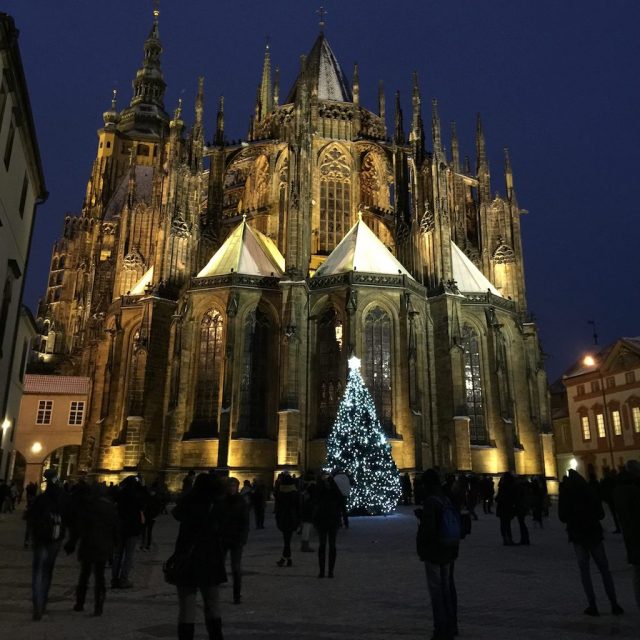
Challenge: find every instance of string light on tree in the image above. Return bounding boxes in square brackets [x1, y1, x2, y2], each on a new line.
[324, 354, 401, 515]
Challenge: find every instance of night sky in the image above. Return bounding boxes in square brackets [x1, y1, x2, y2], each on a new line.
[5, 0, 640, 381]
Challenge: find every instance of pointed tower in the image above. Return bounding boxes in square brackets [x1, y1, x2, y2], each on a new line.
[257, 41, 273, 121]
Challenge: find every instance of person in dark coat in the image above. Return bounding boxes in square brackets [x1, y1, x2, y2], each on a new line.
[600, 468, 622, 533]
[514, 477, 531, 545]
[27, 469, 70, 621]
[300, 474, 316, 552]
[172, 473, 228, 640]
[558, 469, 624, 616]
[274, 474, 300, 567]
[313, 474, 343, 578]
[23, 481, 38, 548]
[415, 469, 459, 640]
[481, 475, 495, 514]
[66, 483, 119, 615]
[613, 460, 640, 610]
[221, 477, 249, 604]
[495, 472, 517, 545]
[111, 475, 145, 589]
[401, 473, 413, 505]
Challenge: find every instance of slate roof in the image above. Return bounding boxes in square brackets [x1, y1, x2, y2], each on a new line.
[286, 34, 352, 103]
[314, 217, 413, 278]
[197, 219, 285, 278]
[24, 375, 91, 396]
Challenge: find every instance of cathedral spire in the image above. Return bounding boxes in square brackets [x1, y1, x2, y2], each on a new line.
[431, 98, 442, 154]
[450, 121, 460, 171]
[194, 76, 204, 128]
[103, 88, 120, 128]
[130, 4, 166, 110]
[258, 40, 273, 120]
[504, 147, 515, 201]
[476, 113, 491, 201]
[352, 63, 360, 106]
[378, 80, 385, 120]
[215, 95, 224, 146]
[394, 90, 405, 144]
[410, 72, 424, 161]
[273, 66, 280, 107]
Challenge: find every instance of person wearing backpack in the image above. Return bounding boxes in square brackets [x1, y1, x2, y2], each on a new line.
[415, 468, 460, 640]
[27, 469, 70, 621]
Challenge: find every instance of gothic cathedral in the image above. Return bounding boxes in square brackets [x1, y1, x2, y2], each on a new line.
[35, 12, 556, 487]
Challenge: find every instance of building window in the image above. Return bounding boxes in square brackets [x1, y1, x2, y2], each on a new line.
[68, 401, 85, 426]
[36, 400, 53, 425]
[0, 268, 14, 358]
[462, 325, 487, 444]
[126, 329, 147, 416]
[611, 410, 622, 436]
[596, 413, 606, 438]
[591, 380, 600, 393]
[192, 310, 224, 434]
[316, 308, 343, 438]
[363, 307, 393, 434]
[237, 308, 270, 437]
[18, 173, 28, 217]
[319, 146, 351, 254]
[606, 376, 615, 389]
[632, 406, 640, 433]
[581, 415, 591, 441]
[626, 371, 636, 384]
[576, 384, 585, 397]
[3, 119, 15, 170]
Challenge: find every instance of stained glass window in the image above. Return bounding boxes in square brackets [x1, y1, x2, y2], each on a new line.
[319, 147, 351, 254]
[363, 307, 393, 433]
[462, 325, 487, 444]
[192, 309, 224, 434]
[237, 308, 270, 437]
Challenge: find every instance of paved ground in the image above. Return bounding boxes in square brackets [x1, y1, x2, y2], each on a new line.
[0, 501, 638, 639]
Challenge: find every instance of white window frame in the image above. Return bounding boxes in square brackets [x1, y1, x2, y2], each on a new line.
[36, 400, 53, 425]
[68, 400, 85, 426]
[596, 413, 606, 438]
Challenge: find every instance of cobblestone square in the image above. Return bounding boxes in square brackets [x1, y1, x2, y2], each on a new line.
[0, 503, 637, 639]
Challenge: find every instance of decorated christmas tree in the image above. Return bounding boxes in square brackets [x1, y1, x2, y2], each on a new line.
[325, 355, 402, 515]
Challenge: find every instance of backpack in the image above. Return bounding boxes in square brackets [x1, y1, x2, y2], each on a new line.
[436, 497, 461, 546]
[33, 504, 63, 543]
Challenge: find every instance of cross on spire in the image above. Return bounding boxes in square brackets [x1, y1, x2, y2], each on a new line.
[316, 6, 327, 31]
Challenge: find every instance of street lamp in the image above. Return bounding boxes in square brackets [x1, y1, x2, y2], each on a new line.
[583, 355, 616, 471]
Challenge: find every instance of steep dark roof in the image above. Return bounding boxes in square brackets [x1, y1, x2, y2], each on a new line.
[286, 34, 352, 104]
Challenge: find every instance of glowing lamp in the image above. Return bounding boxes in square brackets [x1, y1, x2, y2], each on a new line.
[31, 442, 43, 454]
[583, 355, 596, 367]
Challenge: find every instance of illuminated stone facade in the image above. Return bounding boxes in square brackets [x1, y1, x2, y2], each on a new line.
[35, 13, 554, 486]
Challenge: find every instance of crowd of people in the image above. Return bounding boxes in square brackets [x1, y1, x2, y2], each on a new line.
[5, 459, 639, 639]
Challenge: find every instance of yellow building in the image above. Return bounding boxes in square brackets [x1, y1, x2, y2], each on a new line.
[35, 12, 555, 488]
[14, 375, 90, 486]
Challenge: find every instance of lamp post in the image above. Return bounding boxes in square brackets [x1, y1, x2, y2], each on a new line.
[583, 355, 616, 471]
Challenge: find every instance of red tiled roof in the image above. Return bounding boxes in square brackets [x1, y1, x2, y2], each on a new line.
[24, 375, 91, 395]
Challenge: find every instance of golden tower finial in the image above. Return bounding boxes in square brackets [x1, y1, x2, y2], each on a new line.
[111, 89, 117, 110]
[316, 6, 327, 32]
[153, 0, 160, 21]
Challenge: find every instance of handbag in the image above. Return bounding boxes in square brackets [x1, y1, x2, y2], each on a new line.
[163, 546, 194, 585]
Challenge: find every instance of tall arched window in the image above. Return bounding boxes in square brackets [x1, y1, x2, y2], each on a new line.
[319, 146, 351, 254]
[127, 329, 147, 417]
[316, 308, 343, 437]
[192, 310, 224, 434]
[462, 325, 487, 444]
[363, 307, 393, 433]
[237, 308, 270, 437]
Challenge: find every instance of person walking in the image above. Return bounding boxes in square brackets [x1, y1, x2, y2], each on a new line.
[314, 474, 343, 578]
[221, 477, 249, 604]
[111, 475, 145, 589]
[274, 474, 299, 567]
[481, 475, 495, 514]
[558, 469, 624, 617]
[613, 460, 640, 610]
[415, 468, 460, 640]
[495, 472, 516, 546]
[23, 481, 38, 548]
[172, 473, 228, 640]
[141, 481, 163, 551]
[514, 477, 531, 545]
[27, 469, 70, 621]
[66, 482, 119, 615]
